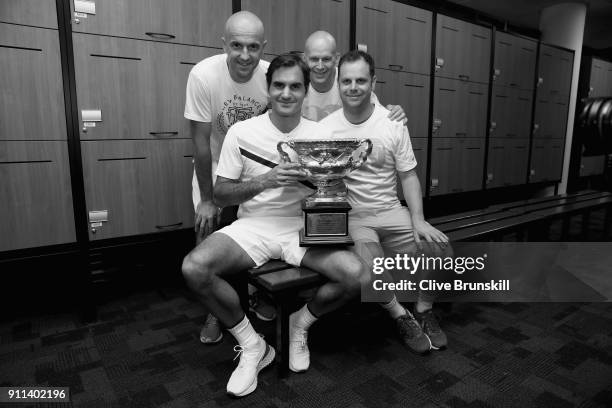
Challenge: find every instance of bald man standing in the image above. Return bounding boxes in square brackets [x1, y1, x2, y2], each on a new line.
[301, 31, 405, 123]
[184, 12, 275, 346]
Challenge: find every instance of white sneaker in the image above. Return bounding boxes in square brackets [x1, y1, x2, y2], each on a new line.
[289, 312, 310, 373]
[226, 336, 275, 397]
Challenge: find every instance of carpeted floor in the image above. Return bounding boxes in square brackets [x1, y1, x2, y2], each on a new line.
[1, 290, 611, 407]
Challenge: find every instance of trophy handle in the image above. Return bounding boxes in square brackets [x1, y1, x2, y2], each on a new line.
[277, 141, 294, 163]
[350, 138, 373, 170]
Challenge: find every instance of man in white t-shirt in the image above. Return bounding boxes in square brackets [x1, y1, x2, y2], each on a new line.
[184, 11, 275, 343]
[321, 50, 451, 354]
[301, 30, 405, 123]
[182, 54, 368, 397]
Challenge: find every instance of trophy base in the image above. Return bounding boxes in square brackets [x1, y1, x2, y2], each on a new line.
[299, 229, 354, 247]
[300, 201, 353, 247]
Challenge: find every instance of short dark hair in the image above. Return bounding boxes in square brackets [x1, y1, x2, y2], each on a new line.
[266, 53, 310, 92]
[337, 50, 375, 79]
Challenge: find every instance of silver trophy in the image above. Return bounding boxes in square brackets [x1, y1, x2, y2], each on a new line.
[277, 138, 372, 246]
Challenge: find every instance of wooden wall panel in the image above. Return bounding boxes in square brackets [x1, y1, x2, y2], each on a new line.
[356, 0, 432, 75]
[81, 139, 193, 240]
[70, 0, 231, 47]
[0, 141, 75, 251]
[0, 24, 66, 141]
[242, 0, 349, 56]
[73, 34, 216, 140]
[0, 0, 57, 28]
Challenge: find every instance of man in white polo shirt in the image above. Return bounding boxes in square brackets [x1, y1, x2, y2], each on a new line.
[321, 50, 452, 354]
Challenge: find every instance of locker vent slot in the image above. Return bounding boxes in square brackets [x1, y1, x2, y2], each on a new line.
[91, 54, 142, 61]
[405, 17, 426, 24]
[472, 34, 487, 40]
[439, 88, 456, 92]
[466, 147, 481, 150]
[442, 26, 458, 32]
[180, 61, 197, 66]
[404, 84, 424, 88]
[469, 91, 484, 95]
[499, 41, 512, 46]
[98, 157, 146, 161]
[0, 160, 52, 164]
[363, 6, 387, 14]
[521, 47, 535, 52]
[0, 45, 42, 52]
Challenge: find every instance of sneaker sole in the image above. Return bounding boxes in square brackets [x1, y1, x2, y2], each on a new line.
[227, 344, 276, 398]
[403, 334, 432, 355]
[200, 331, 223, 344]
[249, 306, 276, 322]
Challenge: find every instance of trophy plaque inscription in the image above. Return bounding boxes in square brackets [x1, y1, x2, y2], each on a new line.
[278, 138, 372, 246]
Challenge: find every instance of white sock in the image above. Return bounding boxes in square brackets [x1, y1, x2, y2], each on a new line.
[291, 304, 318, 331]
[227, 315, 259, 348]
[380, 296, 407, 319]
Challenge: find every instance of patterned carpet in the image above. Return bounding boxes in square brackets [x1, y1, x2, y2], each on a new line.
[1, 289, 611, 407]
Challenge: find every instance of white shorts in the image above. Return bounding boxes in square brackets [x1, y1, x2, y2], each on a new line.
[192, 161, 218, 210]
[215, 216, 307, 267]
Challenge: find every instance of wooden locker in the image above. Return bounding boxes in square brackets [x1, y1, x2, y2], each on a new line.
[70, 0, 231, 48]
[0, 0, 57, 28]
[242, 0, 349, 56]
[494, 33, 537, 90]
[433, 78, 488, 139]
[73, 33, 216, 140]
[80, 139, 193, 240]
[429, 137, 485, 196]
[532, 97, 554, 139]
[0, 24, 66, 141]
[489, 86, 512, 138]
[513, 36, 537, 90]
[551, 95, 569, 139]
[396, 137, 428, 200]
[556, 49, 573, 97]
[486, 138, 529, 188]
[0, 141, 75, 251]
[529, 139, 563, 183]
[435, 14, 491, 84]
[537, 45, 556, 95]
[514, 89, 533, 139]
[356, 0, 432, 75]
[589, 58, 606, 98]
[374, 69, 430, 139]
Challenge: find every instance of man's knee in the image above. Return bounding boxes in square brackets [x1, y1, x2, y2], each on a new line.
[182, 249, 216, 289]
[421, 241, 454, 258]
[338, 253, 369, 296]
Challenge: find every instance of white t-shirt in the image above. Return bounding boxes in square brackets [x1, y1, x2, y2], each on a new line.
[184, 54, 269, 188]
[320, 104, 417, 211]
[302, 76, 380, 122]
[216, 113, 333, 218]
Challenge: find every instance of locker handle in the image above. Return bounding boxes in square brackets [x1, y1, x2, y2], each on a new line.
[146, 32, 176, 40]
[389, 64, 403, 71]
[149, 131, 179, 136]
[458, 74, 470, 81]
[455, 132, 467, 137]
[155, 222, 183, 230]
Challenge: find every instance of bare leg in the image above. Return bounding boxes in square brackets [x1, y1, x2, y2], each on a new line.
[182, 233, 255, 327]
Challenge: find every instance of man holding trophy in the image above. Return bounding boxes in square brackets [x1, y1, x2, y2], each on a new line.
[320, 51, 452, 353]
[181, 54, 370, 397]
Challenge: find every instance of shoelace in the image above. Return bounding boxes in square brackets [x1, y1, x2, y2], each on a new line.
[233, 335, 265, 366]
[421, 311, 441, 334]
[399, 315, 423, 339]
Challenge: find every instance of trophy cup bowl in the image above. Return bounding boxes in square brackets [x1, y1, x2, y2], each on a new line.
[277, 138, 372, 246]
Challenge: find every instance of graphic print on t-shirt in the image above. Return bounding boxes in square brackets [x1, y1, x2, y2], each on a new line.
[216, 94, 267, 135]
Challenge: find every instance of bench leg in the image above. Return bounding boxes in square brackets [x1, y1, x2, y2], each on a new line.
[276, 297, 290, 378]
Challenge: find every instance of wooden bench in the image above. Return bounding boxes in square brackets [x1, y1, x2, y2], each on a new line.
[247, 190, 612, 377]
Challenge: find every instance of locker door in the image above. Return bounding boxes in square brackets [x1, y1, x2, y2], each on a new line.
[589, 58, 605, 97]
[466, 23, 491, 84]
[557, 49, 573, 96]
[435, 15, 468, 81]
[514, 90, 533, 139]
[552, 96, 569, 139]
[533, 98, 554, 139]
[0, 0, 57, 28]
[465, 82, 488, 139]
[0, 24, 66, 141]
[243, 0, 349, 56]
[529, 139, 563, 183]
[486, 138, 528, 188]
[537, 45, 556, 95]
[432, 78, 466, 138]
[0, 141, 75, 251]
[493, 32, 514, 87]
[430, 138, 485, 195]
[392, 2, 432, 75]
[375, 70, 430, 139]
[396, 138, 428, 199]
[489, 86, 512, 138]
[356, 0, 394, 69]
[70, 0, 231, 47]
[514, 36, 537, 90]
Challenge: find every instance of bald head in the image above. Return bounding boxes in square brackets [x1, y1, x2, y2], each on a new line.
[304, 31, 337, 55]
[222, 11, 266, 83]
[224, 11, 265, 41]
[303, 31, 338, 92]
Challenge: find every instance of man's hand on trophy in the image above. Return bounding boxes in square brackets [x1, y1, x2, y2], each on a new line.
[262, 162, 307, 188]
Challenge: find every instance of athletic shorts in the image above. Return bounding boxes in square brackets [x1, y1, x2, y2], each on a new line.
[349, 206, 415, 253]
[215, 216, 307, 267]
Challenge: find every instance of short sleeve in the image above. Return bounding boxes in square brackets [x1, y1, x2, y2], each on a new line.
[216, 126, 243, 180]
[184, 70, 212, 122]
[393, 124, 417, 172]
